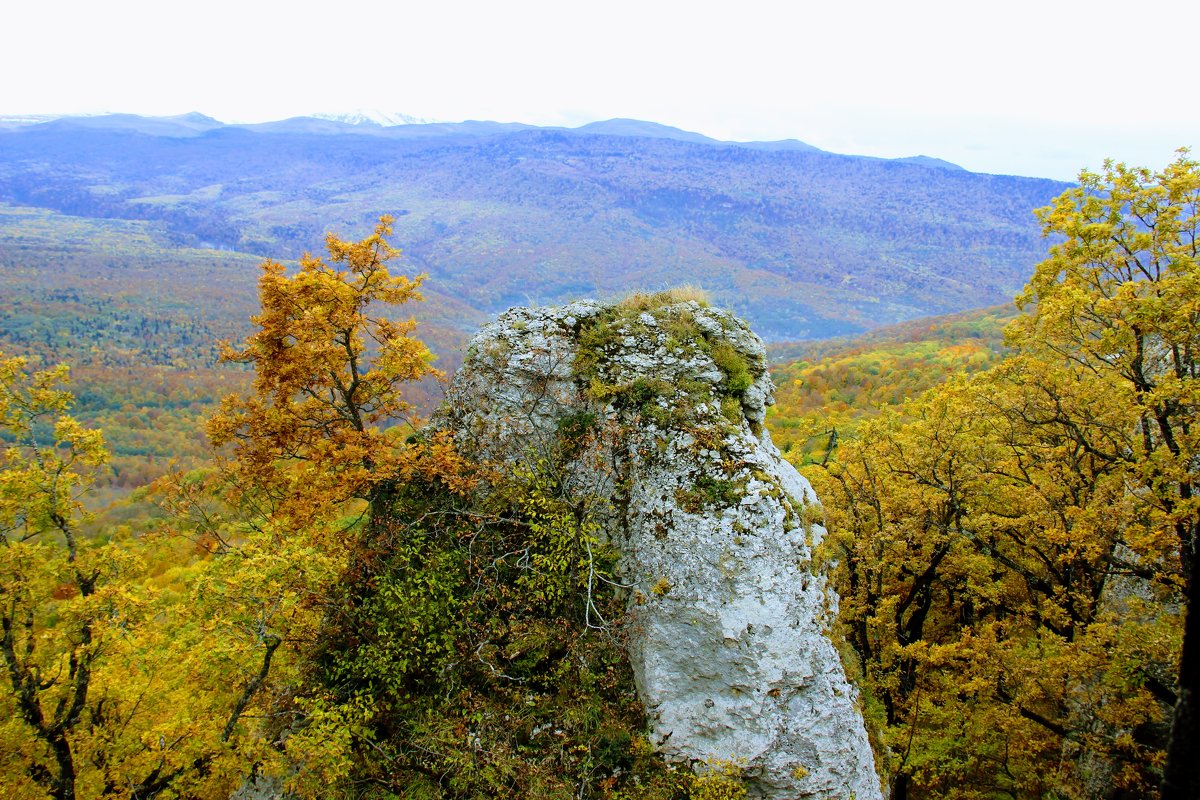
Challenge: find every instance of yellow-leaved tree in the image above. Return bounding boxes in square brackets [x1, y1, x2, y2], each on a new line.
[1012, 150, 1199, 799]
[1, 355, 112, 800]
[156, 216, 464, 794]
[0, 356, 222, 799]
[808, 151, 1198, 799]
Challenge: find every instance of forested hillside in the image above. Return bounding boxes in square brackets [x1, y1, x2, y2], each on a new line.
[0, 113, 1069, 340]
[0, 113, 1068, 498]
[766, 304, 1015, 459]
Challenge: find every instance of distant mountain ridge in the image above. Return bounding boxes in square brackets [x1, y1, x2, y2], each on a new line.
[1, 111, 837, 154]
[0, 111, 1067, 341]
[0, 110, 957, 165]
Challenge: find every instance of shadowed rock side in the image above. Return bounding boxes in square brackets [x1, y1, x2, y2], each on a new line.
[436, 298, 882, 799]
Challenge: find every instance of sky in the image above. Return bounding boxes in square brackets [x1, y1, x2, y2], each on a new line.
[2, 0, 1196, 180]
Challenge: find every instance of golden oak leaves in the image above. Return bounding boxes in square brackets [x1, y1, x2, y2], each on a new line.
[1, 354, 221, 800]
[0, 357, 108, 538]
[805, 153, 1200, 798]
[813, 363, 1178, 797]
[1013, 152, 1200, 799]
[141, 220, 475, 798]
[1011, 151, 1200, 571]
[208, 217, 438, 523]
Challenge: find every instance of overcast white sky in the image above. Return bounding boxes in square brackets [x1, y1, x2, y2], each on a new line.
[3, 0, 1195, 180]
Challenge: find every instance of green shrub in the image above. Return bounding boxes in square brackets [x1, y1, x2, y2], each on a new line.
[710, 343, 753, 396]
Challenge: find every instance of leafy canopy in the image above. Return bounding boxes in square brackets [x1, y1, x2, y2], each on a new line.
[802, 150, 1200, 799]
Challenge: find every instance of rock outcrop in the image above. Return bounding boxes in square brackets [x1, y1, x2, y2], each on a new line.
[437, 296, 882, 799]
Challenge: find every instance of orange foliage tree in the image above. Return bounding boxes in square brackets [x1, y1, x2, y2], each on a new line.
[148, 218, 455, 796]
[206, 215, 437, 524]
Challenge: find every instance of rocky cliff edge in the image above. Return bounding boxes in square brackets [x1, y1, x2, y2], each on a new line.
[436, 296, 882, 799]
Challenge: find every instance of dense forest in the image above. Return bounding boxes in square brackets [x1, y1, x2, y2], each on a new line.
[766, 304, 1015, 461]
[1, 145, 1196, 800]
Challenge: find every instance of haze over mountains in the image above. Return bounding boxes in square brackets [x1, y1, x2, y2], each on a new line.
[0, 111, 1070, 342]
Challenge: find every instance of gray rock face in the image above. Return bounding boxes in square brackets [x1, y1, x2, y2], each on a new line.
[439, 298, 882, 800]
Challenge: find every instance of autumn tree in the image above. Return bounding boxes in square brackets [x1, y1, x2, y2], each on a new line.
[147, 217, 465, 794]
[807, 152, 1198, 798]
[0, 356, 237, 799]
[1010, 150, 1200, 799]
[0, 354, 112, 800]
[206, 214, 437, 525]
[815, 360, 1176, 797]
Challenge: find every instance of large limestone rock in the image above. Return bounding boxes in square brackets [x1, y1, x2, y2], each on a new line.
[438, 297, 882, 800]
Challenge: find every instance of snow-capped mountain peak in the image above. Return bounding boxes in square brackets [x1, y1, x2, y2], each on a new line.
[311, 110, 434, 127]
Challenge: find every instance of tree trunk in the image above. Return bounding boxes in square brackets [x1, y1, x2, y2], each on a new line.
[49, 731, 76, 800]
[1161, 540, 1199, 799]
